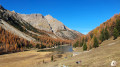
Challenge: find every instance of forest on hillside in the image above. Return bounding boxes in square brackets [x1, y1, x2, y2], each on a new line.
[0, 26, 71, 54]
[0, 26, 32, 54]
[73, 13, 120, 51]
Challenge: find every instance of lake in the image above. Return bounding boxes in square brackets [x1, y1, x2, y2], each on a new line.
[37, 45, 73, 54]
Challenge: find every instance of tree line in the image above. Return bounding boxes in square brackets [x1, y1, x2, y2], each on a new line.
[0, 26, 34, 54]
[73, 13, 120, 51]
[35, 35, 71, 49]
[0, 26, 71, 54]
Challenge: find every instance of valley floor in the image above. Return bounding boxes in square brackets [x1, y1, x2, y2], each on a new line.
[0, 50, 53, 67]
[0, 37, 120, 67]
[37, 37, 120, 67]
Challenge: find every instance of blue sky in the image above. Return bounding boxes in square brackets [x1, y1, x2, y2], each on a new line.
[0, 0, 120, 34]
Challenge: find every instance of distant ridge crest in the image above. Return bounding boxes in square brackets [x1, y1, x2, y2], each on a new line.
[0, 5, 5, 10]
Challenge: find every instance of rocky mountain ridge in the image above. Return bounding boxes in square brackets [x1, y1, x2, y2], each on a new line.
[19, 13, 83, 40]
[0, 5, 83, 41]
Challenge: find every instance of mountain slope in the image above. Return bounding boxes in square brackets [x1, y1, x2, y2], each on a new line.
[0, 5, 83, 54]
[0, 5, 35, 41]
[73, 13, 120, 50]
[0, 5, 59, 41]
[45, 15, 83, 40]
[41, 37, 120, 67]
[0, 20, 35, 41]
[19, 14, 52, 32]
[45, 15, 66, 33]
[18, 14, 83, 40]
[0, 5, 73, 54]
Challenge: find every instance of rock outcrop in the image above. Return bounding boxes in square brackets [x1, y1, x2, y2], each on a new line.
[45, 15, 67, 33]
[19, 14, 52, 32]
[45, 15, 83, 40]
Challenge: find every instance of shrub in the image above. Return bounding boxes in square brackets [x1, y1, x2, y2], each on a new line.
[116, 19, 120, 35]
[73, 40, 79, 48]
[51, 55, 54, 61]
[113, 28, 119, 40]
[26, 44, 33, 49]
[83, 42, 87, 51]
[36, 44, 40, 49]
[93, 36, 99, 48]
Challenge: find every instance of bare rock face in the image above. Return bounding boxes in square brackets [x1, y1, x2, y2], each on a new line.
[45, 15, 82, 40]
[45, 15, 67, 33]
[0, 6, 36, 41]
[19, 14, 52, 32]
[55, 30, 78, 40]
[4, 7, 82, 40]
[19, 14, 82, 40]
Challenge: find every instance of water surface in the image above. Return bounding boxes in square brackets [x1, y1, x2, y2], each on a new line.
[37, 45, 73, 54]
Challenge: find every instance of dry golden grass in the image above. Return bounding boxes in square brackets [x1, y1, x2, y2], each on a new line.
[0, 37, 120, 67]
[0, 50, 53, 67]
[38, 37, 120, 67]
